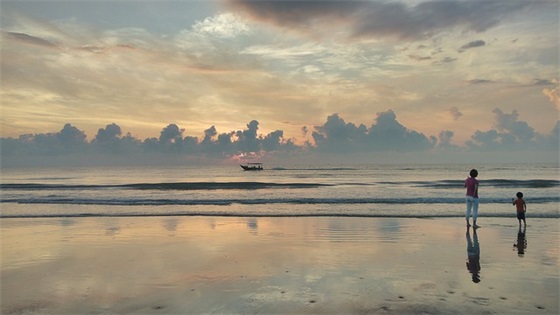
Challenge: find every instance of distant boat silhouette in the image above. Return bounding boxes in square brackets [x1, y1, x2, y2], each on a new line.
[240, 163, 263, 171]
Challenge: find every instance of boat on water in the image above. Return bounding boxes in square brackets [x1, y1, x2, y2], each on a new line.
[240, 163, 263, 171]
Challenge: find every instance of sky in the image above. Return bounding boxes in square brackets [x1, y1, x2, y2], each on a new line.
[0, 0, 558, 166]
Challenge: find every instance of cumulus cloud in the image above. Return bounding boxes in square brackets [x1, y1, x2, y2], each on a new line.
[92, 123, 141, 154]
[235, 120, 260, 153]
[1, 109, 557, 166]
[225, 0, 539, 41]
[57, 124, 87, 148]
[202, 126, 218, 144]
[159, 124, 184, 145]
[466, 108, 556, 150]
[262, 130, 284, 151]
[1, 123, 87, 156]
[311, 110, 434, 152]
[493, 108, 535, 142]
[438, 130, 455, 147]
[200, 126, 230, 154]
[368, 110, 434, 151]
[94, 123, 122, 142]
[312, 114, 367, 151]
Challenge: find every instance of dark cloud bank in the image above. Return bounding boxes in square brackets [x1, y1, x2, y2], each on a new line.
[1, 109, 557, 167]
[225, 0, 548, 41]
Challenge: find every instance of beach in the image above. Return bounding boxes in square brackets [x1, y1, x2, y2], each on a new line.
[1, 216, 558, 314]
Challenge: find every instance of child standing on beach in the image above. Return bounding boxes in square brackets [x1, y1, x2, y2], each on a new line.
[465, 169, 479, 228]
[512, 192, 527, 228]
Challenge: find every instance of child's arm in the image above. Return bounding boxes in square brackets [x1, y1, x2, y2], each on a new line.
[523, 201, 527, 212]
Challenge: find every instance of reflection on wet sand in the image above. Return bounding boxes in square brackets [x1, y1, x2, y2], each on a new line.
[1, 217, 558, 315]
[514, 227, 527, 257]
[466, 227, 481, 283]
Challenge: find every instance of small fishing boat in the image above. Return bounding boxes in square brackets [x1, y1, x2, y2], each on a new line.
[240, 162, 263, 171]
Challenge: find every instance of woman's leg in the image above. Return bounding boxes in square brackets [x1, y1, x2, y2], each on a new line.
[472, 198, 479, 227]
[466, 196, 473, 226]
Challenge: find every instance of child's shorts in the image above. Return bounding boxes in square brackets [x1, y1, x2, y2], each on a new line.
[517, 211, 526, 220]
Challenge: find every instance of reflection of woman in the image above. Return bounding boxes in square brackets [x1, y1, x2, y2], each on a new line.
[514, 227, 527, 256]
[466, 227, 481, 283]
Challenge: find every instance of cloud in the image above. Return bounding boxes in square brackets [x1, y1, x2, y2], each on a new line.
[434, 56, 457, 65]
[94, 123, 122, 142]
[202, 126, 218, 143]
[57, 123, 87, 148]
[159, 124, 185, 144]
[1, 123, 87, 156]
[368, 110, 434, 151]
[467, 79, 493, 85]
[311, 114, 367, 151]
[235, 120, 261, 153]
[448, 107, 463, 120]
[225, 0, 538, 41]
[492, 108, 535, 142]
[542, 80, 560, 110]
[438, 130, 455, 147]
[92, 123, 141, 154]
[262, 130, 284, 151]
[408, 54, 431, 61]
[192, 13, 250, 38]
[458, 39, 486, 52]
[466, 108, 556, 150]
[3, 31, 57, 47]
[533, 79, 554, 86]
[1, 108, 558, 166]
[311, 110, 434, 152]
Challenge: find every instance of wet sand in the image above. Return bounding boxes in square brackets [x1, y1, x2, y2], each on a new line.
[1, 216, 558, 314]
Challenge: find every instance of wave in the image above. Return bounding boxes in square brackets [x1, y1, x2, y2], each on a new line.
[2, 212, 558, 219]
[2, 178, 557, 191]
[270, 167, 358, 171]
[3, 196, 558, 206]
[380, 179, 560, 189]
[0, 182, 330, 191]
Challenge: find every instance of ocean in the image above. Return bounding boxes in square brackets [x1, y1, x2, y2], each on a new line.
[1, 163, 558, 218]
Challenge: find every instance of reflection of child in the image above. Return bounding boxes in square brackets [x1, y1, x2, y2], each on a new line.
[513, 228, 527, 256]
[512, 192, 527, 228]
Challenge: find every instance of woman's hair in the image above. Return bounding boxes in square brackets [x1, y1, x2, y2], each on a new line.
[516, 192, 523, 198]
[469, 169, 478, 178]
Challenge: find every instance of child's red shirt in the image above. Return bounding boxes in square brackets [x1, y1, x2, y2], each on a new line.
[513, 198, 526, 212]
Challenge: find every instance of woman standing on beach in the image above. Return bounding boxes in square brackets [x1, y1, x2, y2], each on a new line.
[465, 169, 479, 228]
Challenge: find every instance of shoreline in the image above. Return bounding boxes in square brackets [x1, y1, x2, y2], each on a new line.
[2, 202, 559, 219]
[2, 216, 558, 314]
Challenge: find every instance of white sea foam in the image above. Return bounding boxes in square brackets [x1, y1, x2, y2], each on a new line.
[1, 163, 558, 218]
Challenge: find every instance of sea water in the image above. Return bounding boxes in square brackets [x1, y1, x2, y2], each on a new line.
[1, 163, 558, 218]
